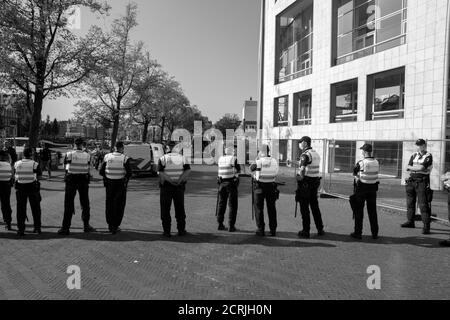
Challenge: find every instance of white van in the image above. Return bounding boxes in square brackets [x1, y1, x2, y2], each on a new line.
[124, 143, 165, 176]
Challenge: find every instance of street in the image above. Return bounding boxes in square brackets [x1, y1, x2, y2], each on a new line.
[0, 165, 449, 300]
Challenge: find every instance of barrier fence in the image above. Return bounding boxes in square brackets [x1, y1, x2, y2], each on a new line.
[272, 138, 450, 223]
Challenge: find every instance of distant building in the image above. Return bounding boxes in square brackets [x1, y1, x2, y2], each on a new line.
[242, 98, 258, 133]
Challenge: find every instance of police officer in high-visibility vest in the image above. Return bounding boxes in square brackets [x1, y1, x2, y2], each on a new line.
[402, 139, 433, 234]
[100, 141, 132, 234]
[216, 147, 241, 232]
[250, 144, 279, 237]
[14, 148, 42, 237]
[296, 136, 324, 239]
[0, 150, 13, 231]
[350, 144, 380, 240]
[158, 145, 191, 237]
[58, 138, 96, 235]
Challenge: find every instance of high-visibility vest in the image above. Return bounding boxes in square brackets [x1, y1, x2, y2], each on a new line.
[0, 161, 12, 182]
[302, 149, 321, 178]
[218, 155, 237, 179]
[254, 157, 278, 183]
[105, 152, 128, 180]
[160, 153, 185, 181]
[14, 159, 37, 184]
[411, 152, 433, 176]
[358, 158, 380, 184]
[66, 150, 90, 174]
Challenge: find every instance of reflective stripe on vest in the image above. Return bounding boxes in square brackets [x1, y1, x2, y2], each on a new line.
[14, 160, 36, 184]
[304, 150, 321, 178]
[255, 157, 278, 183]
[105, 153, 127, 180]
[67, 150, 90, 174]
[359, 158, 379, 184]
[0, 161, 12, 181]
[162, 154, 184, 180]
[412, 152, 432, 176]
[218, 155, 236, 179]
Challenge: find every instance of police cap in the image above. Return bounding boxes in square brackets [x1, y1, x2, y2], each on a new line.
[299, 136, 312, 146]
[415, 139, 426, 146]
[360, 143, 373, 153]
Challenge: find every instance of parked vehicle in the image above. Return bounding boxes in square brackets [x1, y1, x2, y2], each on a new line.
[124, 143, 165, 176]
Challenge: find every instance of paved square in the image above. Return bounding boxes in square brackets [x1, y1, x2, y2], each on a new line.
[0, 165, 449, 299]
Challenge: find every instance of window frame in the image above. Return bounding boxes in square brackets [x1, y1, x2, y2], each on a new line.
[274, 95, 289, 127]
[330, 78, 359, 123]
[293, 89, 313, 126]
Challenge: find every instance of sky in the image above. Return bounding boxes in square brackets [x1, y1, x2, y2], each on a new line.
[42, 0, 262, 123]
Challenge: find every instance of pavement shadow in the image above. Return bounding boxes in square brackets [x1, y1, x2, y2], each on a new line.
[319, 232, 449, 249]
[0, 229, 336, 248]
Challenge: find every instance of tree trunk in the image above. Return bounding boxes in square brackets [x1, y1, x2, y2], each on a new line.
[160, 116, 165, 143]
[110, 113, 120, 152]
[28, 89, 44, 148]
[142, 119, 150, 143]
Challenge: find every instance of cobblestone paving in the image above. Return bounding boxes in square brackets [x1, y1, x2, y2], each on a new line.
[0, 165, 449, 300]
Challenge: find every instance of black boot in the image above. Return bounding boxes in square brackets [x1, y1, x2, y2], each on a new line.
[84, 224, 97, 233]
[218, 223, 226, 231]
[401, 221, 415, 228]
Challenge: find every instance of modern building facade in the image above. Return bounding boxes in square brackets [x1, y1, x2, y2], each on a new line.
[258, 0, 450, 189]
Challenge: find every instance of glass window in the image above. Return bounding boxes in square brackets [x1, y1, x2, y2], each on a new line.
[333, 0, 407, 65]
[274, 96, 289, 127]
[371, 141, 403, 177]
[331, 79, 358, 123]
[276, 0, 314, 83]
[367, 67, 405, 120]
[293, 90, 312, 126]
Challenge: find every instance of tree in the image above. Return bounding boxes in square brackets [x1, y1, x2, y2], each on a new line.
[77, 3, 160, 150]
[0, 0, 110, 147]
[51, 118, 60, 140]
[214, 114, 242, 136]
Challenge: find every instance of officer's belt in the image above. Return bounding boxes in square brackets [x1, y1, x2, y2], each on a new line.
[219, 177, 236, 183]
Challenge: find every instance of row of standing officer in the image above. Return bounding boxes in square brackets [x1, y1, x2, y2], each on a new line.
[215, 136, 325, 238]
[215, 137, 448, 244]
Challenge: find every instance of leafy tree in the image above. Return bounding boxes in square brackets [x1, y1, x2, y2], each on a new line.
[76, 3, 160, 150]
[0, 0, 110, 147]
[214, 114, 242, 136]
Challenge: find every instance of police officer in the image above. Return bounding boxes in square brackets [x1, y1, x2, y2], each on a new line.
[349, 144, 380, 240]
[250, 144, 279, 237]
[58, 138, 96, 235]
[296, 136, 324, 239]
[4, 141, 17, 164]
[216, 147, 241, 232]
[158, 145, 191, 237]
[402, 139, 433, 234]
[14, 148, 42, 236]
[100, 141, 132, 234]
[0, 150, 13, 231]
[439, 171, 450, 247]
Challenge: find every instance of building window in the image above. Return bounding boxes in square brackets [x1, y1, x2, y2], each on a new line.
[293, 90, 312, 126]
[367, 67, 404, 120]
[274, 96, 289, 127]
[276, 0, 313, 84]
[332, 0, 407, 66]
[331, 79, 358, 123]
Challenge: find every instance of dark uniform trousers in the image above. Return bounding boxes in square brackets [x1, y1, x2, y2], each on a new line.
[16, 183, 41, 232]
[406, 176, 431, 227]
[0, 181, 12, 225]
[105, 179, 127, 229]
[217, 179, 238, 227]
[350, 183, 379, 236]
[296, 177, 324, 233]
[62, 175, 90, 229]
[447, 191, 450, 222]
[253, 182, 277, 232]
[160, 182, 186, 233]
